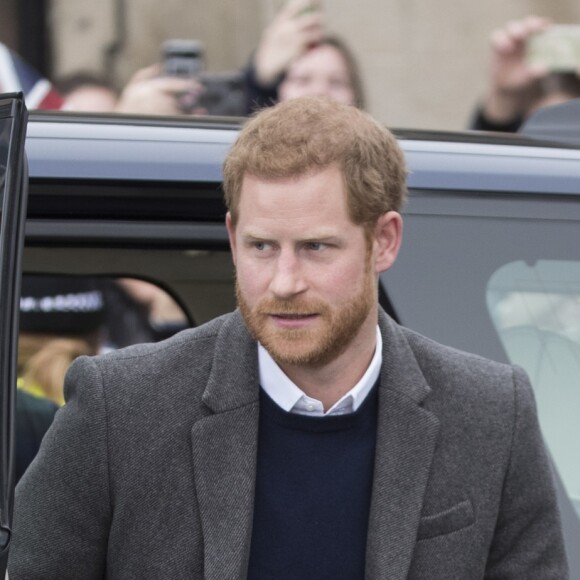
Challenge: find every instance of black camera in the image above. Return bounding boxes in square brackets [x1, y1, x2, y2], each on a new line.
[161, 39, 245, 116]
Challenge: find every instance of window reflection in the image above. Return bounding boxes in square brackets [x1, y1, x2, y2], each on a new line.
[487, 260, 580, 517]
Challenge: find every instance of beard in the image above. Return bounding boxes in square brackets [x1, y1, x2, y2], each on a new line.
[237, 265, 376, 369]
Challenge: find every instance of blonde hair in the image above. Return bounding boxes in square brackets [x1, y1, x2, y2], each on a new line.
[223, 96, 407, 232]
[18, 333, 100, 405]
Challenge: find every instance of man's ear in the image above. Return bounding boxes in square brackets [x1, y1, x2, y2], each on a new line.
[225, 212, 237, 265]
[373, 211, 403, 274]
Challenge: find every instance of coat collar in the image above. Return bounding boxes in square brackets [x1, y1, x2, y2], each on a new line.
[201, 309, 261, 413]
[193, 308, 440, 580]
[377, 309, 433, 404]
[191, 312, 260, 579]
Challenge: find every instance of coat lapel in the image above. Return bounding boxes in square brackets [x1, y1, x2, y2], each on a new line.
[190, 311, 260, 580]
[366, 312, 440, 580]
[190, 310, 440, 579]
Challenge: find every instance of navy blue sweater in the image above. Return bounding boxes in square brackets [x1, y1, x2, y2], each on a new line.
[247, 384, 379, 580]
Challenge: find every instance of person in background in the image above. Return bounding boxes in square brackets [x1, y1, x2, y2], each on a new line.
[102, 278, 189, 348]
[471, 15, 580, 132]
[55, 72, 119, 112]
[15, 390, 58, 483]
[18, 275, 107, 406]
[115, 63, 208, 116]
[51, 65, 206, 116]
[244, 0, 365, 112]
[115, 61, 247, 117]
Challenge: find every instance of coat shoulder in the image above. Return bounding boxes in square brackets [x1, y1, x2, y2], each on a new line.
[397, 324, 530, 418]
[97, 311, 231, 364]
[401, 325, 517, 385]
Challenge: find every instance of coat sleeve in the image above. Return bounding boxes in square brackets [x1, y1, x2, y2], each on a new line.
[8, 356, 111, 579]
[485, 366, 569, 579]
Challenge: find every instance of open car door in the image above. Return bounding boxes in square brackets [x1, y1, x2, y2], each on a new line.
[0, 93, 29, 575]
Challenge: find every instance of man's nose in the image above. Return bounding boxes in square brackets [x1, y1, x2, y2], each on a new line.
[269, 251, 307, 299]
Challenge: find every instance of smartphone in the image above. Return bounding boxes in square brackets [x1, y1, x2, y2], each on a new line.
[162, 39, 205, 78]
[526, 25, 580, 72]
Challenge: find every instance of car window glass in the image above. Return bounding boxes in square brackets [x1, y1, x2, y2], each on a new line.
[487, 260, 580, 518]
[102, 277, 190, 351]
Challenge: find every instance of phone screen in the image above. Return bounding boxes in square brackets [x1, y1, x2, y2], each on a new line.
[526, 25, 580, 72]
[162, 39, 204, 78]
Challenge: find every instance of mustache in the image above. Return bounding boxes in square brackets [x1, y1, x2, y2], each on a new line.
[255, 298, 329, 316]
[234, 280, 329, 316]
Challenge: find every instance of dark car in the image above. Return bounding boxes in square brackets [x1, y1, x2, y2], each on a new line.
[1, 93, 579, 574]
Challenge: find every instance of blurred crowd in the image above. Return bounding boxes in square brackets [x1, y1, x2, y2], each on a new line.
[4, 0, 580, 481]
[471, 15, 580, 132]
[3, 2, 580, 131]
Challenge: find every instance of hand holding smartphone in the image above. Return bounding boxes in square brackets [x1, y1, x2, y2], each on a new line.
[161, 39, 246, 115]
[161, 39, 206, 113]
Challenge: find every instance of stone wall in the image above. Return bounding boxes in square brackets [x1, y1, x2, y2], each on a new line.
[48, 0, 580, 129]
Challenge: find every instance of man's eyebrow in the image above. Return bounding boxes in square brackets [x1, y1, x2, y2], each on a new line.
[241, 231, 342, 243]
[302, 235, 342, 243]
[240, 231, 272, 241]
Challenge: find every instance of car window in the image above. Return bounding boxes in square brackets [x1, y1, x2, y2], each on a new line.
[18, 275, 190, 390]
[101, 277, 190, 350]
[487, 260, 580, 518]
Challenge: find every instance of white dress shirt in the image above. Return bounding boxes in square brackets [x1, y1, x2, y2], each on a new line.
[258, 326, 382, 417]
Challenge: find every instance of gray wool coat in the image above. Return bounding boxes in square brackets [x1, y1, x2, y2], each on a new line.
[9, 309, 568, 579]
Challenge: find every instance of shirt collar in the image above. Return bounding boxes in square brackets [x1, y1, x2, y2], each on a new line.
[258, 326, 382, 416]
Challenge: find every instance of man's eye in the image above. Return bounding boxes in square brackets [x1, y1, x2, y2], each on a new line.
[306, 242, 323, 251]
[254, 241, 269, 251]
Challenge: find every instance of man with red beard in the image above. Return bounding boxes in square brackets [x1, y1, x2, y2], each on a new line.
[10, 97, 568, 579]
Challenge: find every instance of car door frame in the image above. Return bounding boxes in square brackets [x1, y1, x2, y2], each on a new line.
[0, 92, 29, 574]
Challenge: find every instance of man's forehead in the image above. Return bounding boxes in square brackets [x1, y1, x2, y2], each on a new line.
[232, 168, 359, 239]
[240, 224, 344, 240]
[233, 170, 364, 241]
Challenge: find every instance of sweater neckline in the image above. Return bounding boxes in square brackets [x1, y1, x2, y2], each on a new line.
[258, 380, 379, 433]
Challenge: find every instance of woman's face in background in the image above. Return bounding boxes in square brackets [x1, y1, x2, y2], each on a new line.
[278, 43, 356, 106]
